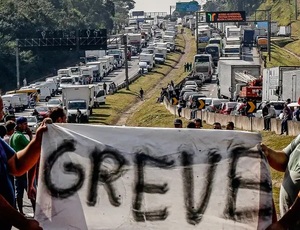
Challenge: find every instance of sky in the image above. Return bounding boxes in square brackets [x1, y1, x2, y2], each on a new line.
[132, 0, 205, 14]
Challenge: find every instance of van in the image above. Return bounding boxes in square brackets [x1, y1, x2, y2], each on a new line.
[1, 94, 23, 112]
[10, 93, 28, 110]
[6, 88, 40, 102]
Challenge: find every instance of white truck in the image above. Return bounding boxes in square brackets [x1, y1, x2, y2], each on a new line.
[57, 69, 69, 78]
[106, 49, 125, 68]
[85, 50, 106, 60]
[35, 85, 52, 102]
[86, 61, 105, 81]
[277, 26, 291, 37]
[262, 66, 300, 101]
[218, 59, 261, 100]
[127, 33, 142, 48]
[67, 66, 80, 76]
[139, 53, 154, 71]
[90, 84, 106, 107]
[80, 66, 94, 84]
[40, 81, 58, 97]
[193, 54, 214, 83]
[2, 94, 23, 112]
[98, 57, 112, 73]
[62, 85, 92, 123]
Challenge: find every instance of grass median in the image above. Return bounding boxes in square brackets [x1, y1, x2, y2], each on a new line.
[89, 33, 185, 125]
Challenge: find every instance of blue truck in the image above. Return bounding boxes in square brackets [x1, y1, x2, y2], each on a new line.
[242, 30, 255, 47]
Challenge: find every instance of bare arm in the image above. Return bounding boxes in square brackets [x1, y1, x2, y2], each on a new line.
[8, 120, 49, 176]
[261, 144, 288, 172]
[0, 194, 32, 229]
[267, 191, 300, 230]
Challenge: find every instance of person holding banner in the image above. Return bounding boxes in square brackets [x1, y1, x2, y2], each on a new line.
[262, 135, 300, 230]
[49, 107, 66, 123]
[0, 97, 45, 230]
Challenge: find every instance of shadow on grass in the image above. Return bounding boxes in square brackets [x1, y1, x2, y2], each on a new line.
[116, 90, 139, 97]
[151, 70, 166, 76]
[167, 57, 178, 62]
[89, 120, 110, 125]
[272, 39, 294, 48]
[163, 63, 176, 68]
[91, 113, 110, 118]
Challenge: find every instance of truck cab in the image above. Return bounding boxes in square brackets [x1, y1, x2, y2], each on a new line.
[193, 54, 214, 83]
[223, 45, 241, 58]
[205, 44, 221, 67]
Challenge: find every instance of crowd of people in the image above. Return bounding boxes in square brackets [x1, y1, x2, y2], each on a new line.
[263, 98, 300, 135]
[173, 118, 234, 131]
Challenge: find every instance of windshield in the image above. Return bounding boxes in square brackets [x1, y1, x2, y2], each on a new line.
[86, 56, 97, 62]
[155, 54, 164, 58]
[225, 48, 240, 53]
[70, 68, 79, 74]
[36, 107, 49, 112]
[61, 78, 73, 84]
[210, 40, 220, 45]
[194, 56, 209, 63]
[205, 47, 218, 54]
[26, 116, 37, 122]
[48, 99, 60, 105]
[272, 103, 284, 110]
[68, 101, 87, 110]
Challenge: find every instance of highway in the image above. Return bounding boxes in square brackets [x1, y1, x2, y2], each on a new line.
[14, 57, 140, 118]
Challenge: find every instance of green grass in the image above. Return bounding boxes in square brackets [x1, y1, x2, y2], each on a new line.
[88, 33, 185, 125]
[254, 0, 295, 26]
[126, 31, 196, 127]
[265, 43, 300, 67]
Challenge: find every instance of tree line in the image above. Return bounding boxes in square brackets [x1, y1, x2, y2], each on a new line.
[0, 0, 135, 93]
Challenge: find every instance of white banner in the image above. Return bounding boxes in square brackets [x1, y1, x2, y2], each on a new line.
[36, 124, 273, 230]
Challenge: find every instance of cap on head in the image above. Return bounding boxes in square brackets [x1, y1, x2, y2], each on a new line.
[16, 116, 27, 125]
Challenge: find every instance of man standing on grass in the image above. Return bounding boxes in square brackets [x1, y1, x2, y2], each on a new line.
[139, 88, 144, 101]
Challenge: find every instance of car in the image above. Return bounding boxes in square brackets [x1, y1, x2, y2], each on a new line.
[34, 106, 51, 121]
[186, 94, 206, 109]
[182, 85, 198, 92]
[24, 116, 39, 133]
[255, 101, 285, 118]
[230, 102, 247, 116]
[46, 98, 63, 109]
[219, 102, 238, 115]
[206, 98, 229, 112]
[184, 80, 198, 88]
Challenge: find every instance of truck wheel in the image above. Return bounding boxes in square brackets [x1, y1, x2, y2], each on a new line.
[45, 97, 50, 102]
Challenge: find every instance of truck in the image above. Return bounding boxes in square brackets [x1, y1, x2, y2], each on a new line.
[262, 66, 300, 101]
[139, 53, 154, 71]
[85, 50, 106, 60]
[205, 44, 221, 66]
[218, 59, 261, 100]
[35, 85, 52, 102]
[193, 54, 214, 83]
[1, 94, 23, 112]
[277, 26, 291, 36]
[106, 49, 125, 68]
[86, 61, 105, 81]
[127, 33, 142, 52]
[257, 37, 268, 52]
[62, 85, 92, 123]
[242, 30, 254, 47]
